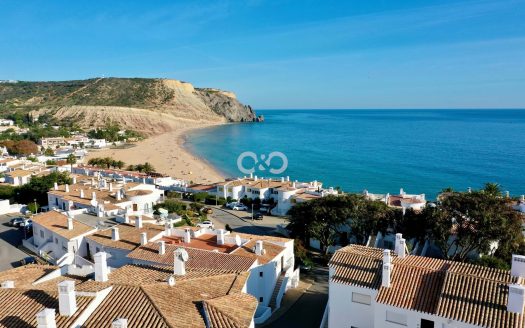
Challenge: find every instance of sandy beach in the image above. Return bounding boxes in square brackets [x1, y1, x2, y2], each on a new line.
[85, 121, 226, 184]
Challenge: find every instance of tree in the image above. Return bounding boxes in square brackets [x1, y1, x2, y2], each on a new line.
[142, 162, 155, 173]
[423, 187, 522, 262]
[483, 182, 502, 197]
[0, 139, 38, 156]
[66, 153, 77, 171]
[15, 172, 72, 206]
[116, 160, 125, 169]
[44, 147, 54, 156]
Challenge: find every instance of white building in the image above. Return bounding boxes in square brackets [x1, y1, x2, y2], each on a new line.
[364, 188, 427, 214]
[29, 211, 97, 266]
[0, 119, 14, 126]
[324, 237, 525, 328]
[3, 169, 34, 186]
[47, 178, 164, 217]
[127, 226, 299, 323]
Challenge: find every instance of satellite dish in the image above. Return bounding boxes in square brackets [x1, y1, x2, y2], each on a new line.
[175, 248, 189, 262]
[167, 275, 176, 286]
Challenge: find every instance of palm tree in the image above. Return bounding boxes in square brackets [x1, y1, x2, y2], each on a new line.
[66, 153, 77, 172]
[116, 160, 125, 169]
[142, 162, 155, 174]
[483, 182, 502, 197]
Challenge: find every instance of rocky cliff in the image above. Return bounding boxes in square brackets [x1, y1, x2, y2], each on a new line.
[0, 77, 258, 135]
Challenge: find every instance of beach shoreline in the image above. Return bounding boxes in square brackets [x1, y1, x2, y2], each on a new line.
[85, 122, 227, 184]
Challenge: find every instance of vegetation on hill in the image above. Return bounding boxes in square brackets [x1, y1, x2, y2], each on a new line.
[0, 139, 39, 155]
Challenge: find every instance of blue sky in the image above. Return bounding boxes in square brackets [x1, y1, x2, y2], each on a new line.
[1, 0, 524, 108]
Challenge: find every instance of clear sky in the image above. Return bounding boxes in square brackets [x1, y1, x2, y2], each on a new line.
[1, 0, 524, 109]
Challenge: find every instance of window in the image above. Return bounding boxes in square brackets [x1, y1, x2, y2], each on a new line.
[351, 292, 371, 305]
[386, 311, 407, 326]
[259, 272, 263, 277]
[55, 238, 58, 244]
[259, 297, 263, 302]
[421, 319, 434, 328]
[40, 230, 44, 239]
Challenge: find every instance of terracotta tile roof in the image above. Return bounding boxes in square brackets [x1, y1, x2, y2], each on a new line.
[5, 169, 34, 177]
[330, 244, 525, 328]
[127, 243, 256, 272]
[233, 232, 292, 244]
[162, 233, 238, 253]
[203, 293, 258, 328]
[32, 211, 96, 240]
[85, 223, 164, 251]
[231, 239, 285, 265]
[0, 288, 93, 328]
[83, 285, 170, 328]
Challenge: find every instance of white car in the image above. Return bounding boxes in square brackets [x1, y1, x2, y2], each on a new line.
[232, 204, 248, 211]
[197, 220, 214, 229]
[226, 202, 238, 209]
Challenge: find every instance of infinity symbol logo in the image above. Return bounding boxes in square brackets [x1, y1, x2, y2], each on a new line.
[237, 151, 288, 175]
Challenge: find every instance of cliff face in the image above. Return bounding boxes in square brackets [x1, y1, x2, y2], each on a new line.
[0, 78, 257, 134]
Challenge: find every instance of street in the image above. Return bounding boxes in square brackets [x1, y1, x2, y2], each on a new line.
[208, 206, 289, 236]
[0, 214, 30, 270]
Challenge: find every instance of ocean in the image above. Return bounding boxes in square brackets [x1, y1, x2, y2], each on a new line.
[185, 110, 525, 199]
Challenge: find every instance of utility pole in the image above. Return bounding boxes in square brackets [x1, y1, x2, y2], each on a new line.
[251, 203, 254, 221]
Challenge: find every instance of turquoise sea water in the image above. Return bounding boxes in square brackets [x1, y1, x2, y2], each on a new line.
[185, 110, 525, 199]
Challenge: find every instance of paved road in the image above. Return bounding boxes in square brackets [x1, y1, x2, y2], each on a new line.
[209, 206, 289, 236]
[265, 265, 329, 328]
[0, 214, 30, 270]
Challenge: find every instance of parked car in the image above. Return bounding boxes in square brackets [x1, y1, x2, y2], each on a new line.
[232, 204, 248, 211]
[19, 219, 32, 227]
[19, 256, 37, 266]
[197, 220, 214, 229]
[201, 207, 213, 214]
[253, 212, 264, 220]
[226, 202, 238, 209]
[9, 217, 26, 227]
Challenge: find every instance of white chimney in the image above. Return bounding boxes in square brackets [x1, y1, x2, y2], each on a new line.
[140, 232, 147, 245]
[158, 240, 166, 255]
[124, 213, 130, 224]
[72, 176, 77, 184]
[511, 255, 525, 278]
[385, 193, 390, 205]
[94, 252, 109, 282]
[54, 182, 58, 190]
[255, 240, 264, 255]
[382, 250, 392, 288]
[399, 188, 405, 196]
[111, 227, 119, 241]
[286, 176, 290, 181]
[250, 172, 253, 179]
[292, 182, 296, 188]
[142, 177, 146, 184]
[58, 280, 77, 316]
[109, 183, 113, 192]
[136, 216, 143, 229]
[80, 189, 84, 198]
[36, 308, 56, 328]
[394, 233, 406, 258]
[116, 189, 122, 201]
[173, 248, 188, 276]
[91, 191, 96, 201]
[1, 281, 14, 288]
[217, 229, 225, 245]
[91, 178, 95, 186]
[281, 177, 284, 182]
[112, 318, 128, 328]
[67, 216, 74, 231]
[184, 228, 191, 243]
[508, 284, 525, 314]
[254, 175, 258, 181]
[468, 187, 472, 193]
[506, 191, 510, 198]
[65, 184, 70, 193]
[235, 234, 242, 246]
[521, 195, 525, 202]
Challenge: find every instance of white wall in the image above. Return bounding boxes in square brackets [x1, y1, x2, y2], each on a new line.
[328, 283, 377, 328]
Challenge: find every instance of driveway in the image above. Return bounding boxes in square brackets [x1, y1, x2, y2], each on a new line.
[0, 214, 30, 270]
[209, 206, 289, 236]
[264, 265, 329, 328]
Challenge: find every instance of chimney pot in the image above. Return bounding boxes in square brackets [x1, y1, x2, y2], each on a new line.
[58, 280, 77, 316]
[1, 280, 14, 288]
[111, 227, 119, 241]
[158, 240, 166, 255]
[140, 232, 148, 245]
[72, 176, 77, 184]
[173, 248, 188, 276]
[94, 252, 109, 282]
[112, 318, 128, 328]
[255, 240, 264, 256]
[54, 182, 58, 190]
[65, 184, 69, 193]
[511, 255, 525, 278]
[67, 216, 74, 231]
[184, 228, 191, 243]
[508, 284, 525, 314]
[382, 249, 392, 288]
[217, 229, 225, 245]
[109, 183, 113, 192]
[36, 308, 56, 328]
[80, 189, 84, 199]
[91, 191, 97, 201]
[136, 216, 143, 229]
